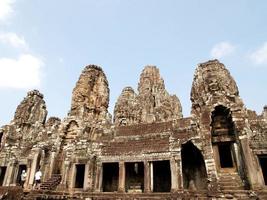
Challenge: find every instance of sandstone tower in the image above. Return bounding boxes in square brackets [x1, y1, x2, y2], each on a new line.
[0, 60, 266, 199]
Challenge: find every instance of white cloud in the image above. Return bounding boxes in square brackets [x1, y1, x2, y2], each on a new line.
[0, 54, 43, 89]
[211, 42, 236, 59]
[250, 42, 267, 65]
[0, 0, 15, 22]
[0, 32, 28, 49]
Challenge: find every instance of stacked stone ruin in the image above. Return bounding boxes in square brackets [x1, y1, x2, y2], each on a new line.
[0, 59, 267, 199]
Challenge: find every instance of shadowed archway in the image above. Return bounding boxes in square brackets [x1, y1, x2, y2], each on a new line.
[181, 141, 208, 190]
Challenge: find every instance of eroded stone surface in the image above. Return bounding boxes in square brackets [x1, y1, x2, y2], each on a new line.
[13, 90, 47, 126]
[70, 65, 110, 123]
[0, 61, 267, 200]
[191, 60, 239, 109]
[114, 66, 182, 126]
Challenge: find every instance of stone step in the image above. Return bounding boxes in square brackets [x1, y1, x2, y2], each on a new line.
[39, 174, 62, 191]
[219, 181, 243, 185]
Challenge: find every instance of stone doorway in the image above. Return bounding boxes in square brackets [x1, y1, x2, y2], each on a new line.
[125, 162, 144, 193]
[0, 166, 6, 186]
[258, 155, 267, 185]
[211, 105, 237, 172]
[102, 163, 119, 192]
[218, 143, 234, 168]
[181, 141, 207, 190]
[16, 164, 27, 185]
[152, 160, 171, 192]
[74, 164, 85, 188]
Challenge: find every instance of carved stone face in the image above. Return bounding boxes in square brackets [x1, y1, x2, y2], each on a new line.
[70, 65, 109, 121]
[114, 66, 183, 126]
[191, 60, 239, 107]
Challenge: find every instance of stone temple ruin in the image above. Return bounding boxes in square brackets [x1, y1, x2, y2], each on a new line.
[0, 59, 267, 199]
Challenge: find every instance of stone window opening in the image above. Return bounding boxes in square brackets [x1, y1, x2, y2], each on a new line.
[16, 164, 27, 185]
[0, 166, 7, 186]
[258, 155, 267, 185]
[181, 141, 208, 190]
[125, 162, 144, 193]
[211, 105, 234, 137]
[152, 160, 171, 192]
[153, 95, 156, 107]
[74, 164, 85, 189]
[102, 163, 119, 192]
[218, 143, 234, 168]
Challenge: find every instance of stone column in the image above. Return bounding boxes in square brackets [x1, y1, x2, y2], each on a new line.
[4, 160, 16, 186]
[170, 157, 179, 192]
[25, 159, 32, 189]
[48, 152, 56, 178]
[144, 161, 151, 193]
[118, 162, 125, 192]
[86, 159, 95, 191]
[203, 141, 218, 191]
[94, 162, 102, 192]
[28, 151, 40, 188]
[69, 162, 75, 189]
[177, 156, 183, 189]
[83, 161, 90, 190]
[150, 162, 154, 192]
[59, 160, 70, 189]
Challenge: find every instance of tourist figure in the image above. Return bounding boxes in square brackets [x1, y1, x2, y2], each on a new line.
[20, 170, 27, 188]
[34, 168, 42, 189]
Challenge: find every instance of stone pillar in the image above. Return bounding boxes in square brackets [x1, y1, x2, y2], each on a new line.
[69, 162, 75, 189]
[83, 161, 90, 190]
[58, 160, 71, 190]
[177, 156, 183, 189]
[86, 159, 95, 191]
[4, 160, 16, 186]
[203, 141, 218, 191]
[28, 151, 40, 188]
[170, 157, 179, 192]
[150, 162, 154, 192]
[144, 161, 151, 193]
[25, 159, 32, 189]
[94, 162, 102, 192]
[49, 152, 56, 178]
[118, 162, 125, 192]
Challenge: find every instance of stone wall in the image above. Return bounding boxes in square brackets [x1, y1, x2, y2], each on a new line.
[0, 60, 267, 199]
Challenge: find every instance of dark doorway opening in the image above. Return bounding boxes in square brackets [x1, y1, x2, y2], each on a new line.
[218, 143, 234, 168]
[0, 166, 7, 186]
[258, 155, 267, 185]
[75, 164, 85, 188]
[102, 163, 119, 192]
[153, 160, 171, 192]
[16, 165, 27, 185]
[181, 141, 208, 190]
[125, 162, 144, 192]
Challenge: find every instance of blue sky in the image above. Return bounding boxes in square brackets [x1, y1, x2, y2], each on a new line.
[0, 0, 267, 126]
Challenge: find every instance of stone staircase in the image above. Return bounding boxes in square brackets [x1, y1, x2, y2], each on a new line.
[23, 175, 62, 200]
[40, 174, 62, 190]
[218, 172, 245, 190]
